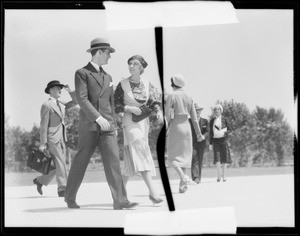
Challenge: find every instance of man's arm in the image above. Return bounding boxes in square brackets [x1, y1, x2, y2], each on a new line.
[39, 103, 50, 151]
[75, 70, 110, 131]
[63, 85, 78, 110]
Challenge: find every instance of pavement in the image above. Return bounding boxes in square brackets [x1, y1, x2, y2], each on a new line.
[4, 174, 295, 230]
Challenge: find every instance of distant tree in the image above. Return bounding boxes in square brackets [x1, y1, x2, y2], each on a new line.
[253, 106, 294, 166]
[64, 106, 80, 150]
[4, 115, 15, 171]
[115, 112, 124, 160]
[6, 126, 31, 172]
[148, 113, 163, 159]
[28, 124, 40, 150]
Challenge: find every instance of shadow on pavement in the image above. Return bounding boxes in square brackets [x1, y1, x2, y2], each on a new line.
[7, 196, 57, 199]
[23, 203, 140, 212]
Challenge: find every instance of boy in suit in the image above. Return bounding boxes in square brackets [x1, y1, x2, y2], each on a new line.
[33, 81, 77, 197]
[190, 103, 209, 184]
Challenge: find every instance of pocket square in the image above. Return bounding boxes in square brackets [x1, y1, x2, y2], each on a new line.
[109, 82, 113, 87]
[214, 125, 220, 131]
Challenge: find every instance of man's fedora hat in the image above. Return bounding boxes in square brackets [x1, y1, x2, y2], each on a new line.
[86, 38, 115, 53]
[45, 80, 65, 94]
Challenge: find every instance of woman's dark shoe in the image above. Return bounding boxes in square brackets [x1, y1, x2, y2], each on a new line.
[223, 178, 227, 182]
[194, 178, 200, 184]
[64, 198, 80, 209]
[33, 178, 43, 195]
[149, 195, 163, 205]
[217, 178, 221, 182]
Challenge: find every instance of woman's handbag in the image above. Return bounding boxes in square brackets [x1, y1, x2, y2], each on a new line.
[132, 104, 152, 122]
[26, 149, 54, 175]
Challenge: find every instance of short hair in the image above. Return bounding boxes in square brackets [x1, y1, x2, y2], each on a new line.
[91, 48, 106, 56]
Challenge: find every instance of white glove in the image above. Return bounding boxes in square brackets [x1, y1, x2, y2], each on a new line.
[197, 134, 204, 142]
[125, 105, 142, 115]
[96, 116, 110, 131]
[156, 110, 164, 124]
[39, 144, 47, 152]
[64, 84, 72, 93]
[209, 145, 213, 151]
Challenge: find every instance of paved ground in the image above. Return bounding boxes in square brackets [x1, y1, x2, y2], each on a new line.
[4, 174, 294, 231]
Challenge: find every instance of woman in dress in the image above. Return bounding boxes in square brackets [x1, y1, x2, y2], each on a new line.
[165, 74, 204, 193]
[114, 55, 164, 204]
[209, 104, 232, 182]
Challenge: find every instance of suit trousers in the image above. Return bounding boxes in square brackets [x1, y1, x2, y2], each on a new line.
[65, 129, 128, 206]
[36, 140, 68, 192]
[191, 140, 206, 181]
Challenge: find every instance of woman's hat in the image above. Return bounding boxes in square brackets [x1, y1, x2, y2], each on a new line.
[45, 80, 65, 94]
[214, 104, 223, 113]
[194, 103, 204, 111]
[171, 74, 186, 88]
[86, 38, 115, 53]
[127, 55, 148, 68]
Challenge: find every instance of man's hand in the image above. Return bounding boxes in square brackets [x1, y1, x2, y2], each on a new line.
[39, 144, 47, 152]
[209, 145, 213, 151]
[125, 106, 142, 115]
[197, 134, 204, 142]
[64, 84, 72, 93]
[96, 116, 110, 131]
[156, 110, 164, 124]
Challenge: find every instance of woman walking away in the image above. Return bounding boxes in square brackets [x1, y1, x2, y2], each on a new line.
[165, 74, 204, 193]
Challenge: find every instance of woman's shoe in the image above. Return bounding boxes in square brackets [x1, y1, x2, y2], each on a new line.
[179, 176, 189, 193]
[179, 185, 188, 193]
[223, 178, 227, 182]
[217, 178, 221, 182]
[149, 195, 163, 205]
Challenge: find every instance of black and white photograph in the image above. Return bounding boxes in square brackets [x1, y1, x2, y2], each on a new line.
[2, 1, 297, 235]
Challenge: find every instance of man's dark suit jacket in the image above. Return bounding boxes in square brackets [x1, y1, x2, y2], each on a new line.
[75, 62, 116, 132]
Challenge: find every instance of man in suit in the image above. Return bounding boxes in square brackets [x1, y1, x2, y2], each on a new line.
[64, 38, 138, 210]
[190, 103, 209, 184]
[33, 81, 77, 197]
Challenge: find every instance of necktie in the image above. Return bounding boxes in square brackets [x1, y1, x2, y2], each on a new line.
[57, 100, 62, 112]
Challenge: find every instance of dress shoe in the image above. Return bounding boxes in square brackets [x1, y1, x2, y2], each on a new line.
[113, 201, 139, 210]
[149, 195, 163, 205]
[64, 198, 80, 209]
[33, 178, 43, 195]
[194, 178, 200, 184]
[58, 190, 65, 197]
[223, 178, 227, 182]
[217, 178, 221, 182]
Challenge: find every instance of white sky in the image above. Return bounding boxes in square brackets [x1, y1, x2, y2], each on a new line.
[4, 9, 296, 132]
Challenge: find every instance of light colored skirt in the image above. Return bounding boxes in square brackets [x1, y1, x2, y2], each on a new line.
[122, 119, 156, 177]
[167, 115, 192, 168]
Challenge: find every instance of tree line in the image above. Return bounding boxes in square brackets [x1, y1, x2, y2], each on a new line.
[4, 98, 294, 172]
